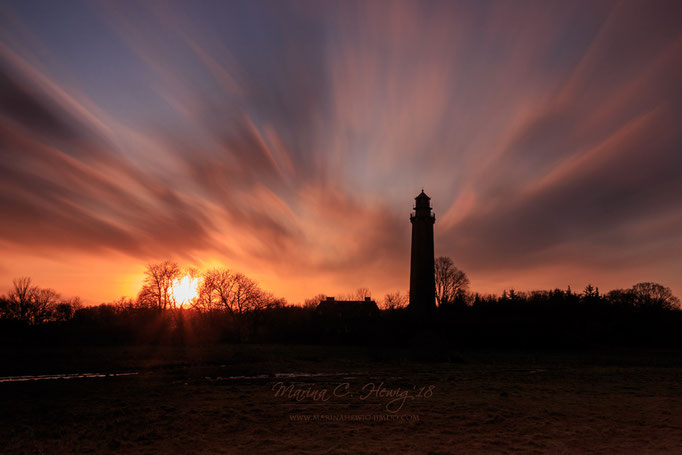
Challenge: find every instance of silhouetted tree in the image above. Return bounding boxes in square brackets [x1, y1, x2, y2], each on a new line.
[110, 296, 137, 312]
[354, 287, 371, 300]
[630, 282, 680, 310]
[34, 289, 54, 322]
[196, 268, 233, 312]
[581, 283, 603, 305]
[262, 293, 287, 309]
[137, 285, 160, 309]
[196, 268, 268, 314]
[434, 257, 469, 306]
[303, 294, 326, 309]
[3, 277, 62, 324]
[138, 260, 181, 310]
[583, 284, 599, 298]
[53, 297, 82, 321]
[382, 291, 408, 310]
[606, 288, 634, 307]
[6, 277, 35, 322]
[231, 273, 266, 313]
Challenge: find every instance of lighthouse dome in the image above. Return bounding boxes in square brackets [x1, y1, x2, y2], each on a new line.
[415, 190, 430, 208]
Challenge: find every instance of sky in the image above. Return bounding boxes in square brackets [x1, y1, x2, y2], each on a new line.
[1, 0, 681, 304]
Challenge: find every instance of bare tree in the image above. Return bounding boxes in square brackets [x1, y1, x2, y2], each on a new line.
[110, 296, 137, 312]
[196, 268, 267, 314]
[382, 291, 408, 310]
[138, 260, 181, 310]
[196, 268, 235, 312]
[33, 288, 61, 322]
[303, 294, 327, 309]
[354, 287, 371, 300]
[5, 277, 61, 324]
[53, 297, 82, 321]
[7, 277, 36, 322]
[630, 282, 680, 310]
[435, 256, 469, 306]
[137, 286, 158, 309]
[230, 273, 265, 314]
[259, 292, 287, 309]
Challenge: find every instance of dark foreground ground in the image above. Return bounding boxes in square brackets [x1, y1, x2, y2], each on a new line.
[1, 344, 681, 454]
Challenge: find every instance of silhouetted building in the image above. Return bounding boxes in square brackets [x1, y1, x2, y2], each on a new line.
[409, 190, 436, 311]
[314, 297, 380, 341]
[315, 296, 380, 318]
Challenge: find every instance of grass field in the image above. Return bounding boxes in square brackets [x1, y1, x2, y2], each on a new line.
[1, 345, 681, 454]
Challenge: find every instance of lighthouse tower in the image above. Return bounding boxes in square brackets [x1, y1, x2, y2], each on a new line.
[409, 190, 436, 311]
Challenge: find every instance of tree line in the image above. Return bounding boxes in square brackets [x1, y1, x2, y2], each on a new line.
[1, 257, 680, 324]
[0, 277, 82, 325]
[0, 258, 679, 348]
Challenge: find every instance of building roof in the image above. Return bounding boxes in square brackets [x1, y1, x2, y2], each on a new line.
[315, 297, 380, 318]
[416, 190, 430, 200]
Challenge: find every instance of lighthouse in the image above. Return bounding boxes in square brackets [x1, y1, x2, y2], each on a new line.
[409, 190, 436, 311]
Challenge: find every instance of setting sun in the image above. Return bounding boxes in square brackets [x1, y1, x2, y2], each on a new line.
[172, 275, 199, 307]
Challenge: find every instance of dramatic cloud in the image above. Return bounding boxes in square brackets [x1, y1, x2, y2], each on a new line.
[1, 0, 681, 302]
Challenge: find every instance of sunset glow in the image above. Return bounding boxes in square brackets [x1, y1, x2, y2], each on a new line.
[3, 3, 682, 454]
[0, 1, 681, 304]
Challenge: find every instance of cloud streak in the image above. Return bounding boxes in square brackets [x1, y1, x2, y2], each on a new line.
[1, 0, 681, 302]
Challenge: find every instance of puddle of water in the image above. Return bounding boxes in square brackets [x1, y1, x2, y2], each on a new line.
[0, 372, 138, 383]
[206, 374, 271, 381]
[275, 372, 339, 378]
[205, 371, 369, 381]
